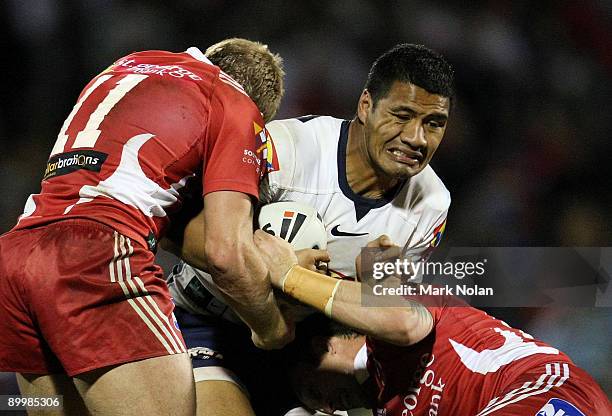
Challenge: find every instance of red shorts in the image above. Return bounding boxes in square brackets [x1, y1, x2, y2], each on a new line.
[477, 361, 611, 415]
[0, 219, 186, 376]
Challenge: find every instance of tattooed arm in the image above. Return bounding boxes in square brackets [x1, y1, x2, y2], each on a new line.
[323, 277, 434, 346]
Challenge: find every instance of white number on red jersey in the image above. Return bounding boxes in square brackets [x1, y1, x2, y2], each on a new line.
[450, 327, 559, 375]
[50, 74, 148, 156]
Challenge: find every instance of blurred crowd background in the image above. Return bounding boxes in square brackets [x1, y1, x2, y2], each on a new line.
[1, 0, 610, 394]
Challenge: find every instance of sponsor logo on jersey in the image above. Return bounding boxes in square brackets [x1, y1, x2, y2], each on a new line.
[430, 219, 446, 247]
[146, 231, 157, 252]
[243, 122, 279, 176]
[536, 398, 585, 416]
[394, 353, 446, 416]
[254, 121, 279, 174]
[43, 150, 108, 180]
[110, 58, 203, 81]
[330, 224, 368, 237]
[296, 114, 322, 123]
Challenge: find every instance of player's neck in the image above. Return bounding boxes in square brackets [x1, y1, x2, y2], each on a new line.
[347, 120, 399, 199]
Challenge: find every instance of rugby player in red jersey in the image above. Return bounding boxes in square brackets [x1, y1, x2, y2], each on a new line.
[0, 38, 288, 415]
[254, 231, 612, 416]
[167, 43, 454, 416]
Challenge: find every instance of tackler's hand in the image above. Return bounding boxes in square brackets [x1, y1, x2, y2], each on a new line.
[296, 248, 330, 273]
[254, 229, 299, 288]
[367, 234, 396, 249]
[355, 234, 401, 281]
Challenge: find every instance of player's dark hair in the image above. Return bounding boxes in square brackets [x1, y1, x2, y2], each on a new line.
[283, 315, 360, 368]
[365, 44, 454, 105]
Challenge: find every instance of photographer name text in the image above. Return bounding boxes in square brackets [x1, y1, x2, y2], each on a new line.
[372, 284, 494, 297]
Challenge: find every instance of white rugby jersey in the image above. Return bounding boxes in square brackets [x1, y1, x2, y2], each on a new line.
[169, 115, 450, 320]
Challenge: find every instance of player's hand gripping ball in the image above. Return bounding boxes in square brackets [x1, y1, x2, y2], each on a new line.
[257, 201, 329, 321]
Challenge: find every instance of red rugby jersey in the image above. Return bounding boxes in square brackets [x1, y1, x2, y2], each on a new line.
[13, 48, 276, 248]
[366, 299, 579, 416]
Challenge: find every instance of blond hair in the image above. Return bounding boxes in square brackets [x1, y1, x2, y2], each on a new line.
[205, 38, 285, 122]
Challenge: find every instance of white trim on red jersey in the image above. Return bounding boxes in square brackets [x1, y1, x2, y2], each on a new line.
[476, 363, 570, 416]
[185, 46, 212, 65]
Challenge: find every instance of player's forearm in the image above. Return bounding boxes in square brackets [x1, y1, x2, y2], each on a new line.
[179, 209, 284, 333]
[208, 239, 286, 336]
[180, 214, 284, 331]
[207, 234, 293, 349]
[277, 266, 433, 346]
[171, 209, 210, 271]
[218, 284, 287, 345]
[202, 191, 291, 348]
[330, 280, 433, 346]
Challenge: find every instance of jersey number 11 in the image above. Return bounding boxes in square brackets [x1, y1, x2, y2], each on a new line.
[49, 73, 148, 156]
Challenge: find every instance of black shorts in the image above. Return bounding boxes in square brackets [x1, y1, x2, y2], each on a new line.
[174, 306, 301, 415]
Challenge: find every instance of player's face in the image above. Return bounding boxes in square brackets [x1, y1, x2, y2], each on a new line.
[291, 362, 369, 414]
[358, 82, 450, 180]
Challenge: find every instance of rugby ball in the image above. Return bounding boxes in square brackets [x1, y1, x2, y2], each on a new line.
[257, 201, 327, 250]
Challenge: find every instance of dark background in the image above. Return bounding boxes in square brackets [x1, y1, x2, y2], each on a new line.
[1, 0, 610, 395]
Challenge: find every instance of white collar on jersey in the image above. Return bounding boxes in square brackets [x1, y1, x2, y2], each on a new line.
[185, 47, 212, 64]
[353, 343, 369, 384]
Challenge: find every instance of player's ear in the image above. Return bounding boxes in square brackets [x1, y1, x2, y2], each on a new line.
[357, 89, 372, 124]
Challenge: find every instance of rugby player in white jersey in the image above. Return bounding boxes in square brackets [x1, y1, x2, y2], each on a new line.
[164, 43, 454, 415]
